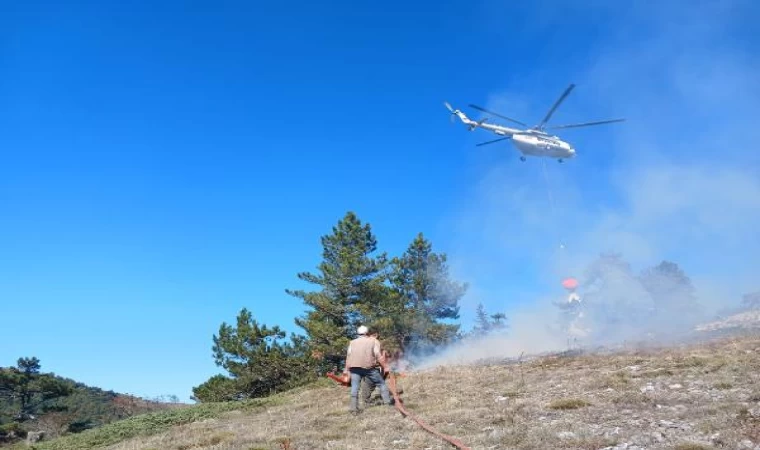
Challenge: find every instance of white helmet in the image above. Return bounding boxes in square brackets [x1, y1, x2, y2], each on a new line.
[357, 325, 368, 335]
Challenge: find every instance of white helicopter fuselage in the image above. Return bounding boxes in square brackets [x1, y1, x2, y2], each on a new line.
[512, 133, 576, 159]
[453, 110, 576, 160]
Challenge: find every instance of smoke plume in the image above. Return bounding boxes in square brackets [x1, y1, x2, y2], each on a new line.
[417, 0, 760, 369]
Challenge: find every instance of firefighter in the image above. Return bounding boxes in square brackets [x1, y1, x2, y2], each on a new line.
[360, 329, 390, 405]
[343, 325, 391, 414]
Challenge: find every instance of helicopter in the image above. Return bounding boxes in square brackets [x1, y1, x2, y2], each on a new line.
[444, 84, 625, 162]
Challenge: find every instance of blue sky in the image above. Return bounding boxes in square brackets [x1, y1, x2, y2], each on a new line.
[2, 1, 759, 401]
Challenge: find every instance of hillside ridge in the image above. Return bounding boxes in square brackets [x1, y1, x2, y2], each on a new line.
[18, 330, 760, 450]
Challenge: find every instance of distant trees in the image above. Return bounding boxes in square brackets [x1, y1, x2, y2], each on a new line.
[0, 357, 72, 423]
[639, 260, 699, 320]
[470, 303, 508, 337]
[0, 359, 179, 444]
[739, 291, 760, 311]
[560, 253, 704, 343]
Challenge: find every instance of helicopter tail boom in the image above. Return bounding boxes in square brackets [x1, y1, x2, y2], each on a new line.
[443, 101, 472, 125]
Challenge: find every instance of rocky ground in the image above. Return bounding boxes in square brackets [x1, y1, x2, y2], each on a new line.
[61, 332, 759, 450]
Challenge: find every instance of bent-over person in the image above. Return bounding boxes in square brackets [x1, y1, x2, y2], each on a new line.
[343, 325, 391, 414]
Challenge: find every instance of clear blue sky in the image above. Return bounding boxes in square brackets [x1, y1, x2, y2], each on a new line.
[2, 1, 758, 401]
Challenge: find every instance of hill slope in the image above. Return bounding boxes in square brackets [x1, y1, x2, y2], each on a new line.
[1, 372, 179, 446]
[23, 333, 760, 450]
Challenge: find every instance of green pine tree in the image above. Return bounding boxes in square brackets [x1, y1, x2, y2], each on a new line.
[197, 308, 310, 400]
[389, 233, 467, 354]
[0, 357, 72, 422]
[286, 211, 389, 371]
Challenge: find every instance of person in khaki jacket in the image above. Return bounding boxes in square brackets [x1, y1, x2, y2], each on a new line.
[343, 325, 392, 414]
[360, 329, 394, 405]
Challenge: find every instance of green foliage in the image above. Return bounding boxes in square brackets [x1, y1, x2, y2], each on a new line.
[24, 397, 277, 450]
[1, 359, 175, 446]
[386, 233, 467, 354]
[194, 308, 313, 402]
[191, 375, 240, 403]
[287, 211, 389, 370]
[0, 422, 26, 443]
[0, 357, 73, 422]
[285, 214, 468, 366]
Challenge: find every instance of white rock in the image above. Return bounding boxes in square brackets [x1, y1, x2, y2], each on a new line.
[557, 431, 576, 439]
[669, 383, 683, 389]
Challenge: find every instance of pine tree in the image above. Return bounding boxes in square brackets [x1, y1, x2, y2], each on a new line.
[199, 308, 310, 400]
[472, 303, 491, 335]
[639, 260, 701, 325]
[0, 357, 72, 422]
[490, 312, 508, 330]
[470, 303, 508, 337]
[389, 233, 467, 354]
[286, 211, 389, 370]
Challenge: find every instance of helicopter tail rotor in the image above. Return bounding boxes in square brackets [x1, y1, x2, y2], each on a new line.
[444, 101, 457, 123]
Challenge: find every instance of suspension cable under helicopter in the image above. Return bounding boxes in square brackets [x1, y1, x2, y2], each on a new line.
[540, 158, 566, 250]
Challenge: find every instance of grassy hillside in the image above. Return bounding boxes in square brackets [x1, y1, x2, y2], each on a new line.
[1, 374, 178, 446]
[18, 333, 760, 450]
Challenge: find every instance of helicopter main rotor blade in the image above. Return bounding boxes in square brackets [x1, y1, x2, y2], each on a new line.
[468, 104, 527, 127]
[548, 118, 626, 129]
[537, 83, 575, 130]
[475, 137, 511, 146]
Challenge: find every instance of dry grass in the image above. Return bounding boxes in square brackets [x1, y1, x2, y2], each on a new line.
[548, 398, 592, 410]
[29, 334, 760, 450]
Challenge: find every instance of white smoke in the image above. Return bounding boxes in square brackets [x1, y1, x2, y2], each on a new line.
[417, 0, 760, 368]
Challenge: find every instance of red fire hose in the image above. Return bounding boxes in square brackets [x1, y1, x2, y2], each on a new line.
[327, 371, 471, 450]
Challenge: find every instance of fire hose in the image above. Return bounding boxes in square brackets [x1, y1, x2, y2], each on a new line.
[327, 371, 471, 450]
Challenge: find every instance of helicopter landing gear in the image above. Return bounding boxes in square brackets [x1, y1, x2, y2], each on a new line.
[520, 156, 526, 162]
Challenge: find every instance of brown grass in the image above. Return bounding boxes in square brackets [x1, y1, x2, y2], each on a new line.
[548, 398, 591, 410]
[673, 443, 713, 450]
[31, 334, 760, 450]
